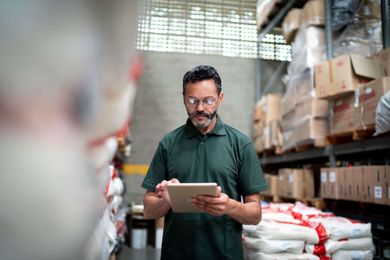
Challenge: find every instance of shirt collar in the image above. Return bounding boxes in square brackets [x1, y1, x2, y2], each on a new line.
[185, 114, 227, 138]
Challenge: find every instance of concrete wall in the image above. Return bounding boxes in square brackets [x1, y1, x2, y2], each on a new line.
[124, 50, 258, 204]
[129, 51, 258, 164]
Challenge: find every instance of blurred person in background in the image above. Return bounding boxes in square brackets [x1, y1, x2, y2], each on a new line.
[0, 0, 140, 259]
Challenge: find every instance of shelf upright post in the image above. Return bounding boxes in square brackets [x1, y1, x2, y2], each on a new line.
[382, 0, 390, 48]
[325, 0, 333, 59]
[255, 0, 296, 100]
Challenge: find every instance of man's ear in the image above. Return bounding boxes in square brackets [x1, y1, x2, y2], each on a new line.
[218, 91, 224, 103]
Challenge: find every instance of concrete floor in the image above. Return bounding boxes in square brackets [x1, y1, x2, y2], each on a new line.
[117, 245, 161, 260]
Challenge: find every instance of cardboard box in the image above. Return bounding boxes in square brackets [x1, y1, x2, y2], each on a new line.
[256, 0, 277, 30]
[282, 109, 295, 131]
[363, 166, 388, 204]
[285, 169, 314, 199]
[338, 167, 348, 200]
[359, 0, 381, 19]
[292, 118, 327, 145]
[328, 168, 343, 199]
[263, 174, 279, 196]
[374, 48, 390, 76]
[331, 93, 355, 134]
[348, 166, 364, 201]
[356, 166, 365, 202]
[386, 166, 390, 205]
[253, 94, 281, 123]
[315, 54, 384, 99]
[282, 8, 302, 44]
[295, 97, 329, 119]
[320, 168, 329, 198]
[302, 0, 324, 26]
[265, 94, 282, 124]
[355, 77, 390, 130]
[278, 169, 291, 197]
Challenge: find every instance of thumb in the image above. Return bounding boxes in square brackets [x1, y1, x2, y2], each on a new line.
[171, 178, 180, 183]
[216, 186, 221, 197]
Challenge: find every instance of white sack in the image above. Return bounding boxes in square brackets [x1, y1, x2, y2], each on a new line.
[243, 236, 305, 254]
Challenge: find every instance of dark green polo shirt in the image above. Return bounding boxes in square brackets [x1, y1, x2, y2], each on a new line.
[142, 115, 267, 260]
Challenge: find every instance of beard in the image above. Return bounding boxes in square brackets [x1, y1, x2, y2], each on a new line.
[188, 110, 217, 129]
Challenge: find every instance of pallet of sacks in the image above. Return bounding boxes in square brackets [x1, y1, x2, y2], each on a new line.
[243, 202, 374, 260]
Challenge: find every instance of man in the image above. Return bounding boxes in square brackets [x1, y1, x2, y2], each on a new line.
[142, 65, 268, 260]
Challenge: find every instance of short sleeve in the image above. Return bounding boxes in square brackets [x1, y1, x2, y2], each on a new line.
[238, 143, 268, 195]
[141, 142, 167, 191]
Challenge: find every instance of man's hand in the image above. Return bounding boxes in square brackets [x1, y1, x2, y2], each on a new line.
[155, 178, 180, 205]
[191, 186, 230, 216]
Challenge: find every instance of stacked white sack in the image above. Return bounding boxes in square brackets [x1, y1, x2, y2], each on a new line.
[243, 203, 327, 259]
[306, 216, 374, 259]
[244, 202, 374, 260]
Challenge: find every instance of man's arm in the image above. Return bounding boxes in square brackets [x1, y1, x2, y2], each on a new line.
[143, 178, 179, 219]
[192, 189, 261, 225]
[225, 193, 261, 225]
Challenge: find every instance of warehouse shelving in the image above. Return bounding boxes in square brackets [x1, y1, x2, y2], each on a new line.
[259, 135, 390, 166]
[256, 1, 390, 258]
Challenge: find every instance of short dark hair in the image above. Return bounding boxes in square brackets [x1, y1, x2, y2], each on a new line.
[182, 65, 222, 95]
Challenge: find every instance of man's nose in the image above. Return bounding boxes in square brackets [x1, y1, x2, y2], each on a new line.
[195, 101, 205, 110]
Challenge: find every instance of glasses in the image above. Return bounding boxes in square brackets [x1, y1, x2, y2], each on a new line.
[186, 97, 216, 107]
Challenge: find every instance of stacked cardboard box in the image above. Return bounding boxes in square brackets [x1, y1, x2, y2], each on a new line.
[282, 8, 301, 44]
[252, 94, 283, 154]
[281, 0, 328, 152]
[263, 174, 279, 196]
[315, 55, 388, 135]
[315, 54, 383, 100]
[255, 0, 277, 30]
[320, 166, 390, 205]
[278, 168, 314, 199]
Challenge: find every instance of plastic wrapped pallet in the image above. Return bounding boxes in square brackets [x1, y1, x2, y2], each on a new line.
[333, 19, 382, 58]
[256, 0, 277, 30]
[301, 0, 324, 27]
[374, 90, 390, 135]
[252, 94, 283, 153]
[282, 8, 302, 44]
[290, 27, 326, 75]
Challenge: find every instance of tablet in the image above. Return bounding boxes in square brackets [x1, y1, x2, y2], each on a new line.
[167, 183, 218, 213]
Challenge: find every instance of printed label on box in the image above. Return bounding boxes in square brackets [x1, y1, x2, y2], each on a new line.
[330, 171, 336, 182]
[288, 174, 293, 183]
[321, 172, 327, 182]
[374, 186, 382, 199]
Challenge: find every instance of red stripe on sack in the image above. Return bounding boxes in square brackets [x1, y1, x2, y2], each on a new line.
[313, 244, 326, 256]
[314, 223, 329, 244]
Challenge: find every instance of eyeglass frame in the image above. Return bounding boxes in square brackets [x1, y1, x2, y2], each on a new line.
[185, 96, 217, 107]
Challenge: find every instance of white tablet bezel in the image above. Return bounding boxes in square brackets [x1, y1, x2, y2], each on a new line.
[167, 183, 218, 213]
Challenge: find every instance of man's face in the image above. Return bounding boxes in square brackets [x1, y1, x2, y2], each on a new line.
[183, 79, 224, 129]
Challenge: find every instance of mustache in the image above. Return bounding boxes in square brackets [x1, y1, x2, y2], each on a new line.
[189, 111, 217, 120]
